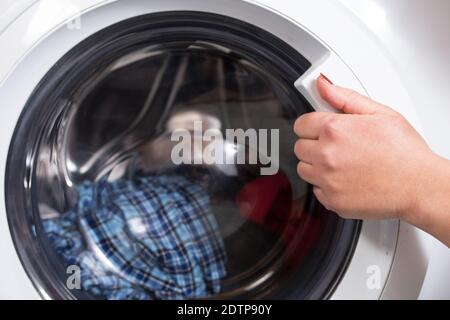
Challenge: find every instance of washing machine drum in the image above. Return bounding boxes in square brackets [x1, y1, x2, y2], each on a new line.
[6, 13, 359, 300]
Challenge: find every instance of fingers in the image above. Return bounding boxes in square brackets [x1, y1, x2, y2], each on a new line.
[294, 139, 319, 165]
[317, 75, 392, 115]
[294, 112, 337, 140]
[313, 187, 329, 209]
[297, 162, 320, 186]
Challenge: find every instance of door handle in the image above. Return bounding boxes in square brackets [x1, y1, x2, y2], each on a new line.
[294, 51, 367, 113]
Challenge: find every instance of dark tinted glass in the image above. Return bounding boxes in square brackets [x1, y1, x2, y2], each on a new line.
[6, 12, 359, 300]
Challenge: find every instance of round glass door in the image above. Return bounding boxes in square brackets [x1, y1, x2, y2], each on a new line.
[5, 12, 359, 300]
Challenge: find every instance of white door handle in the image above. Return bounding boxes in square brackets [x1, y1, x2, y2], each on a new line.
[294, 51, 366, 113]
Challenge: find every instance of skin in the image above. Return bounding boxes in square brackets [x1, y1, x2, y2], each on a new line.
[294, 75, 450, 247]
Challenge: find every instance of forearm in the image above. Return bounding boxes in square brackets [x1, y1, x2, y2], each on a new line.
[402, 154, 450, 247]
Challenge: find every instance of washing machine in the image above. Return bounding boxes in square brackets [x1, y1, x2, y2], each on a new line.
[0, 0, 432, 300]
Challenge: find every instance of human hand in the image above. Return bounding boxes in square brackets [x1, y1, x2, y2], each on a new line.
[294, 75, 438, 222]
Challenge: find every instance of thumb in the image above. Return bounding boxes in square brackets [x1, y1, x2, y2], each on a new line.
[317, 74, 391, 115]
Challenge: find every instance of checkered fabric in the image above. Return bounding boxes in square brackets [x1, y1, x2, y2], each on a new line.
[43, 174, 227, 300]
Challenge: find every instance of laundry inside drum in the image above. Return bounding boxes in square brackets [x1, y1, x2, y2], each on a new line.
[31, 40, 339, 300]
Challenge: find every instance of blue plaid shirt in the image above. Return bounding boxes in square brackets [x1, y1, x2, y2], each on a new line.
[43, 174, 227, 300]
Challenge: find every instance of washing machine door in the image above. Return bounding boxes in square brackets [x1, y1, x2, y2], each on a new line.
[1, 0, 396, 300]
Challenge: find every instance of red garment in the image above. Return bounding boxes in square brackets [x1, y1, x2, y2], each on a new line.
[236, 172, 323, 267]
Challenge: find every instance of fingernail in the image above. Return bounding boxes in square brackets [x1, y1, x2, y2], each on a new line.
[319, 73, 334, 85]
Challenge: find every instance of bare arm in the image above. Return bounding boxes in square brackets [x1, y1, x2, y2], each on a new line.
[294, 75, 450, 247]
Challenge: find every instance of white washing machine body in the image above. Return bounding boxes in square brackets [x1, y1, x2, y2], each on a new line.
[0, 0, 431, 300]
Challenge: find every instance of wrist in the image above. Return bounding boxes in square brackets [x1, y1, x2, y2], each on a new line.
[401, 152, 450, 230]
